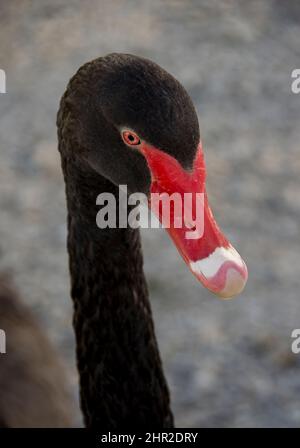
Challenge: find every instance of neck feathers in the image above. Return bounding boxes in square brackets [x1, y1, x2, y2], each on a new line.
[60, 154, 173, 429]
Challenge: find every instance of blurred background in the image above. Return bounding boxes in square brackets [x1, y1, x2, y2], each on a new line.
[0, 0, 300, 427]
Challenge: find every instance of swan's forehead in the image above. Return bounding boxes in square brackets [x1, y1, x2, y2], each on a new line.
[100, 64, 200, 168]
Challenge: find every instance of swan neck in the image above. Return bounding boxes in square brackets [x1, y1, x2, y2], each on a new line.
[61, 155, 173, 428]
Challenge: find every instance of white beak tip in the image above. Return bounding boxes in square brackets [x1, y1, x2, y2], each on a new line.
[189, 246, 248, 299]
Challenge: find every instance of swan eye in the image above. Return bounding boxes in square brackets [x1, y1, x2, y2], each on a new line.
[121, 131, 141, 146]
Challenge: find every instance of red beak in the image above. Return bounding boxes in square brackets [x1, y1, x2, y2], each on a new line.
[139, 142, 248, 299]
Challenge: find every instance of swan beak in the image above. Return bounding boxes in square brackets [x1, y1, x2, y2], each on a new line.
[140, 142, 248, 299]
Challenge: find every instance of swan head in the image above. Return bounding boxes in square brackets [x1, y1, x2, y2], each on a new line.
[60, 53, 248, 299]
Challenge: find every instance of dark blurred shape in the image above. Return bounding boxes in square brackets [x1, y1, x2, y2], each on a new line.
[0, 276, 73, 427]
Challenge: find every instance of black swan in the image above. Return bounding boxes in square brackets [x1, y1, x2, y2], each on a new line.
[0, 276, 72, 427]
[57, 53, 248, 428]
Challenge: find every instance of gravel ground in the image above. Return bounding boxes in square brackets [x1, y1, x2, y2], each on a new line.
[1, 0, 300, 427]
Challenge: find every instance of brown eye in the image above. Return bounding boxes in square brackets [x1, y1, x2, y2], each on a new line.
[122, 131, 141, 146]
